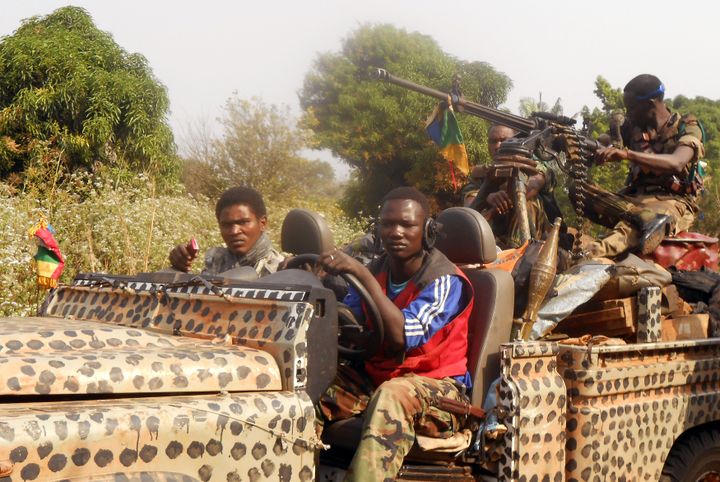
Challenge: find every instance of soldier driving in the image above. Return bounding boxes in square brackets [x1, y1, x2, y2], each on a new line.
[581, 74, 705, 258]
[317, 187, 474, 481]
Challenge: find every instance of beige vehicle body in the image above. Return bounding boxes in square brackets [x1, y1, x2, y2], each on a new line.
[0, 273, 336, 482]
[0, 251, 717, 480]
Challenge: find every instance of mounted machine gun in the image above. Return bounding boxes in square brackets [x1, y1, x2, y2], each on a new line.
[373, 68, 601, 246]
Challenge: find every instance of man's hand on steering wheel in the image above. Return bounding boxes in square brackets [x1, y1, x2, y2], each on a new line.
[285, 251, 384, 360]
[319, 249, 362, 278]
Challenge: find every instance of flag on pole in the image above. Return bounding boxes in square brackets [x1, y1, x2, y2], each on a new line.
[425, 102, 470, 190]
[28, 219, 65, 289]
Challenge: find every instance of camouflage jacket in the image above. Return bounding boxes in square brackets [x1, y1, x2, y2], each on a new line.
[201, 234, 283, 277]
[623, 111, 705, 205]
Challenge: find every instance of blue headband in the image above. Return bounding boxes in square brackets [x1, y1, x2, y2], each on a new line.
[635, 83, 665, 101]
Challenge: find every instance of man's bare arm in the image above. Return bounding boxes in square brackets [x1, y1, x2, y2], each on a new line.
[596, 145, 695, 174]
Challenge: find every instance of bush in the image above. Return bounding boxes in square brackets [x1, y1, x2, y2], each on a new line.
[0, 6, 178, 185]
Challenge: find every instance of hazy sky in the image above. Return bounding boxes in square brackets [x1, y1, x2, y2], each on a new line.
[3, 1, 719, 178]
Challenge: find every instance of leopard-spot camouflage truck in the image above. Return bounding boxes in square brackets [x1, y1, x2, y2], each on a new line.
[0, 207, 718, 482]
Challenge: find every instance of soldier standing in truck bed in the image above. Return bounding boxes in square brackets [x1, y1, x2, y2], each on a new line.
[579, 74, 705, 258]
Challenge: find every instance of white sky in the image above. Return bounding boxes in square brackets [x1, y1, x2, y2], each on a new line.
[3, 1, 719, 179]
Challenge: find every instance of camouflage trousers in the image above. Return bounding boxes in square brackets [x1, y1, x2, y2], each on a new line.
[576, 183, 696, 258]
[318, 364, 468, 482]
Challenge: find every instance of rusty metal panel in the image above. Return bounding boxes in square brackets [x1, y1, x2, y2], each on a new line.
[0, 391, 320, 482]
[498, 342, 566, 482]
[559, 340, 720, 480]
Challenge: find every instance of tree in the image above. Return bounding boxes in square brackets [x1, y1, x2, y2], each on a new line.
[669, 95, 720, 236]
[0, 6, 177, 186]
[518, 95, 563, 117]
[580, 76, 624, 139]
[181, 95, 336, 202]
[299, 24, 512, 214]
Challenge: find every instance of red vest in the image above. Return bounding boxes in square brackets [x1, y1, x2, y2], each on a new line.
[363, 250, 473, 387]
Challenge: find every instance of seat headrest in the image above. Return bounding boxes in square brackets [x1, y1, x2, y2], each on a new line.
[281, 209, 334, 255]
[435, 207, 497, 264]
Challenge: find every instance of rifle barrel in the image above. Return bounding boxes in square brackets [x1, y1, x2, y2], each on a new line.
[374, 68, 536, 134]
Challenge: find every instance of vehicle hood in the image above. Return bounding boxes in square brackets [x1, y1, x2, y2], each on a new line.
[0, 316, 281, 396]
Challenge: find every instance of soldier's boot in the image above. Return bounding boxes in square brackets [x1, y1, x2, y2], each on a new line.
[625, 210, 674, 255]
[637, 214, 674, 255]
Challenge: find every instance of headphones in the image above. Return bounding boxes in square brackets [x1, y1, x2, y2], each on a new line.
[373, 216, 438, 252]
[423, 217, 438, 250]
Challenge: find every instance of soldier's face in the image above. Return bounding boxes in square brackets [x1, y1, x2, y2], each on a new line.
[218, 203, 266, 256]
[624, 93, 655, 128]
[488, 126, 516, 157]
[379, 199, 425, 262]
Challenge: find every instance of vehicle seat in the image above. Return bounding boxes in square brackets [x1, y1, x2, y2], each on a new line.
[435, 207, 515, 407]
[321, 207, 515, 451]
[281, 208, 333, 255]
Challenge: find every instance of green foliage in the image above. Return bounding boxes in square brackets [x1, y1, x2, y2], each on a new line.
[670, 95, 720, 236]
[594, 77, 624, 113]
[0, 6, 178, 187]
[670, 96, 720, 160]
[580, 76, 624, 138]
[182, 95, 337, 203]
[0, 174, 365, 317]
[299, 24, 512, 215]
[579, 76, 629, 194]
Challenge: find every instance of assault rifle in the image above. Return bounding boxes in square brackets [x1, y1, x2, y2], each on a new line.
[374, 68, 601, 244]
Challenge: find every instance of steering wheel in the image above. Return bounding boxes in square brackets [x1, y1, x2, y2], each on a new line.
[285, 253, 383, 359]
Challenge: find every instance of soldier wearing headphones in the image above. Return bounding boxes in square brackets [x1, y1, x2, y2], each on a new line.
[318, 186, 474, 482]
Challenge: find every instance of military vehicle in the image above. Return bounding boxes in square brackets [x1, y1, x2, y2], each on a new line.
[0, 206, 718, 482]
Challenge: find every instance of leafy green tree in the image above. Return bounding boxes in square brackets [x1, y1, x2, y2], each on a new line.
[669, 95, 720, 235]
[576, 76, 628, 193]
[299, 24, 512, 214]
[670, 96, 720, 161]
[0, 6, 177, 186]
[580, 76, 624, 138]
[181, 95, 336, 203]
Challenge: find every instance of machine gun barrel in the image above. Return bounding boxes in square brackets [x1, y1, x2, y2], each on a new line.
[374, 68, 536, 134]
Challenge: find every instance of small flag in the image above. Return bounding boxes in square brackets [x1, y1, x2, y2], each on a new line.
[28, 219, 65, 289]
[425, 102, 470, 189]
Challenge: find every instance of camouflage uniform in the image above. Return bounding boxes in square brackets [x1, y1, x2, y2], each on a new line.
[318, 364, 468, 481]
[201, 233, 283, 277]
[580, 112, 705, 258]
